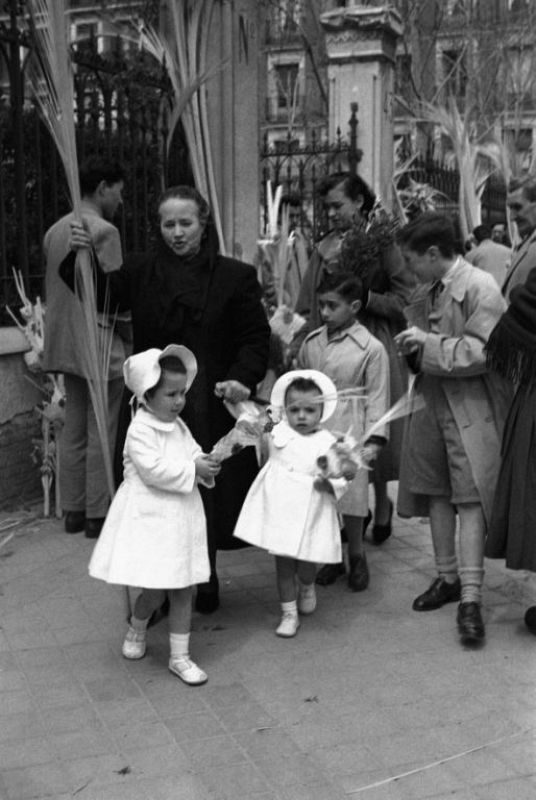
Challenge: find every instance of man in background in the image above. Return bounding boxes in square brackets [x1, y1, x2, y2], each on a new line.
[465, 224, 510, 287]
[502, 175, 536, 302]
[42, 157, 128, 538]
[491, 222, 509, 246]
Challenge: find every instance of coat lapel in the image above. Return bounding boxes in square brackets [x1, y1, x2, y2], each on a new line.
[502, 231, 536, 294]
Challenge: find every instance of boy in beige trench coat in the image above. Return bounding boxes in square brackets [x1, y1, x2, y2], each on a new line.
[394, 214, 512, 646]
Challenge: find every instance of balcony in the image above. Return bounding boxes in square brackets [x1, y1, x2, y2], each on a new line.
[264, 17, 302, 46]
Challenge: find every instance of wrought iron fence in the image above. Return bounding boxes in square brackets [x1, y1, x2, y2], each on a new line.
[260, 103, 362, 242]
[0, 38, 192, 325]
[398, 153, 507, 227]
[261, 106, 507, 244]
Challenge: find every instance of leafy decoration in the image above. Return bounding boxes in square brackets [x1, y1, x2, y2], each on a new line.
[339, 212, 399, 286]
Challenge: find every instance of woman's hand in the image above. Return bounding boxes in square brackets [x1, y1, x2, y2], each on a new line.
[69, 221, 92, 251]
[214, 380, 250, 404]
[195, 455, 221, 482]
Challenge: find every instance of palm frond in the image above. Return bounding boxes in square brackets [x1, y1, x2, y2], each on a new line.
[134, 1, 228, 253]
[27, 0, 115, 498]
[417, 98, 499, 239]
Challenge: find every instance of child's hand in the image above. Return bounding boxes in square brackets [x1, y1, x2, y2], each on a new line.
[340, 458, 358, 481]
[361, 444, 381, 466]
[313, 477, 334, 495]
[195, 455, 221, 482]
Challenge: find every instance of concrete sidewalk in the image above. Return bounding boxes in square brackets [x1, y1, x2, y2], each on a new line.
[0, 502, 535, 800]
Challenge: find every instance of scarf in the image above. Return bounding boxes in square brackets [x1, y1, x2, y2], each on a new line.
[143, 226, 219, 336]
[486, 265, 536, 385]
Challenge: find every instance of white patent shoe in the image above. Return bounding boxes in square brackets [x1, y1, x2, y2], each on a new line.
[168, 657, 208, 686]
[122, 626, 146, 660]
[275, 611, 300, 638]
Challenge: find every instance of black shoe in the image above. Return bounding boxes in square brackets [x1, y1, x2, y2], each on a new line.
[371, 500, 393, 545]
[195, 573, 220, 614]
[457, 602, 485, 643]
[85, 517, 105, 539]
[524, 606, 536, 634]
[64, 511, 85, 534]
[316, 562, 345, 586]
[412, 576, 461, 611]
[195, 590, 220, 614]
[348, 554, 369, 592]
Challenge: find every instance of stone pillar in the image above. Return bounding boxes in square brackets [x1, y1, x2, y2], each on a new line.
[320, 3, 402, 210]
[205, 1, 260, 262]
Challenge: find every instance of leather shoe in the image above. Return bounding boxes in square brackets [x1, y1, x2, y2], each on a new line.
[85, 517, 105, 539]
[412, 576, 461, 611]
[195, 590, 220, 614]
[316, 562, 345, 586]
[348, 553, 369, 592]
[524, 606, 536, 634]
[64, 511, 85, 534]
[457, 602, 485, 643]
[371, 499, 393, 545]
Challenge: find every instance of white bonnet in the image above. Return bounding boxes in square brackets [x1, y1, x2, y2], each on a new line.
[123, 344, 197, 402]
[270, 369, 338, 423]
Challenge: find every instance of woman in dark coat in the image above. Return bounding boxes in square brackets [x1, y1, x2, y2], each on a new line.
[62, 185, 271, 613]
[485, 266, 536, 634]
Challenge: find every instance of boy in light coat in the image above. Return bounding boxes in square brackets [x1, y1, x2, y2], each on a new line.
[394, 213, 512, 645]
[298, 271, 389, 593]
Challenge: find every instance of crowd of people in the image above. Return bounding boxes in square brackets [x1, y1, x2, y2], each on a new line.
[43, 159, 536, 686]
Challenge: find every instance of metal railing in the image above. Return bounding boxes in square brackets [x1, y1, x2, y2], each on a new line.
[0, 34, 191, 323]
[260, 103, 362, 241]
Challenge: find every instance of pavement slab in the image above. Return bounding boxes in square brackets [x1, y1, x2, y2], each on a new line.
[0, 499, 535, 800]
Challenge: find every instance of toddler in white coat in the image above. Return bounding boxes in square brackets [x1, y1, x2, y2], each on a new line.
[88, 345, 220, 685]
[233, 369, 351, 637]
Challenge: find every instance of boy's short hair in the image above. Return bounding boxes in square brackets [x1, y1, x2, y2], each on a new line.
[318, 172, 376, 218]
[396, 212, 457, 258]
[284, 377, 322, 404]
[317, 270, 364, 304]
[79, 157, 125, 195]
[472, 224, 491, 243]
[145, 356, 186, 400]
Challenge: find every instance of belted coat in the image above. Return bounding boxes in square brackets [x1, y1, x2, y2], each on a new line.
[398, 259, 512, 527]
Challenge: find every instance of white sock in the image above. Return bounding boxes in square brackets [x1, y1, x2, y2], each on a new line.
[169, 632, 190, 660]
[281, 600, 298, 617]
[459, 567, 485, 604]
[130, 615, 149, 632]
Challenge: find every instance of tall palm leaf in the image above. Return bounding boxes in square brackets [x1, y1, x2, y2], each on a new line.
[137, 1, 227, 252]
[419, 98, 497, 240]
[27, 0, 115, 498]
